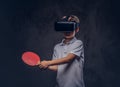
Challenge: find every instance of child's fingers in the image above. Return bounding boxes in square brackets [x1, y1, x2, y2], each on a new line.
[39, 63, 43, 67]
[39, 64, 47, 69]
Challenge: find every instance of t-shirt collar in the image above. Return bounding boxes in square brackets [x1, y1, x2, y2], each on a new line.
[60, 37, 77, 46]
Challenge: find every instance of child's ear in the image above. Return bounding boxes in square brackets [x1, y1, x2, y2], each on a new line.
[75, 28, 79, 33]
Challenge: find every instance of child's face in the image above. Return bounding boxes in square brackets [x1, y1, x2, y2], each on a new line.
[63, 28, 79, 39]
[63, 30, 76, 39]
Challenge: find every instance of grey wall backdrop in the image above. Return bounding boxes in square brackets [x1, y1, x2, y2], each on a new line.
[0, 0, 120, 87]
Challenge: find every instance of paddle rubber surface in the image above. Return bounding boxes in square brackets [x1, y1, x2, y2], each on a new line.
[22, 51, 40, 66]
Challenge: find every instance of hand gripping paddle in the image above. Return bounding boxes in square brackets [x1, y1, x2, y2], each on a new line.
[22, 51, 40, 66]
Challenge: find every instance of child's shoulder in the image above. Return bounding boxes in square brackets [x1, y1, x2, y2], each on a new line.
[53, 43, 61, 49]
[73, 39, 83, 45]
[54, 43, 61, 47]
[75, 39, 83, 43]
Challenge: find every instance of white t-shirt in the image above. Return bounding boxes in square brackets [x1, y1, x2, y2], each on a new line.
[52, 37, 85, 87]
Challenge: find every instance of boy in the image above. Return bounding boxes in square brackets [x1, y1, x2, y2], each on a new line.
[39, 15, 85, 87]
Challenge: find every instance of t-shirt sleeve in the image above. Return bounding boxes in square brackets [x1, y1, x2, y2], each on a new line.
[52, 45, 58, 60]
[70, 40, 84, 57]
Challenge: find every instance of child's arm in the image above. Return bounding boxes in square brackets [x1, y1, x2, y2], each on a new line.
[48, 53, 76, 65]
[39, 53, 76, 68]
[48, 65, 58, 71]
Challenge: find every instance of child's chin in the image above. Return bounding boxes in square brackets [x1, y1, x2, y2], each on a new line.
[64, 36, 73, 39]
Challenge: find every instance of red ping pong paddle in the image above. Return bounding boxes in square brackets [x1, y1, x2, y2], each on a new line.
[22, 51, 40, 66]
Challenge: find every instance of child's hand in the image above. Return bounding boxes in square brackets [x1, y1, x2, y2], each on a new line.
[39, 60, 50, 69]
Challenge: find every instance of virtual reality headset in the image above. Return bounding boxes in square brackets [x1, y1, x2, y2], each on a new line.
[54, 21, 80, 32]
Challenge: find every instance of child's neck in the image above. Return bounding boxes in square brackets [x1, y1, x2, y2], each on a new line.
[64, 37, 74, 44]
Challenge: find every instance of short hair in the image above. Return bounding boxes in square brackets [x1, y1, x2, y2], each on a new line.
[61, 15, 80, 23]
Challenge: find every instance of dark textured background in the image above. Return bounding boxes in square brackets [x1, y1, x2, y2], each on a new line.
[0, 0, 120, 87]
